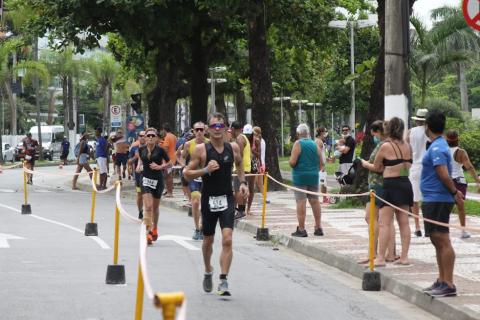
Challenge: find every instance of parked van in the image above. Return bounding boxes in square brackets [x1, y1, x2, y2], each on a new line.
[29, 125, 64, 161]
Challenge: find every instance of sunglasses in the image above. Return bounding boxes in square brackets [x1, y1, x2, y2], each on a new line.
[146, 134, 157, 138]
[208, 123, 226, 129]
[194, 128, 204, 132]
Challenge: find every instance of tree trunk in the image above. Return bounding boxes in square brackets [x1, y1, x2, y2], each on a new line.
[458, 62, 469, 112]
[352, 0, 386, 193]
[47, 89, 56, 125]
[215, 94, 226, 116]
[247, 1, 282, 188]
[287, 101, 297, 143]
[190, 26, 209, 124]
[3, 81, 16, 135]
[235, 90, 246, 123]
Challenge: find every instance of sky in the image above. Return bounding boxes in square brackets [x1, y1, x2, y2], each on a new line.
[412, 0, 461, 29]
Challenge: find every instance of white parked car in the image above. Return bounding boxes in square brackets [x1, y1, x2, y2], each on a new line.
[2, 142, 14, 162]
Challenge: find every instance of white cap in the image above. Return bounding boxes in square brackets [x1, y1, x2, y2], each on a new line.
[243, 124, 253, 134]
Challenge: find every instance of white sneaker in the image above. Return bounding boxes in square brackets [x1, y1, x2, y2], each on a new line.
[461, 231, 471, 239]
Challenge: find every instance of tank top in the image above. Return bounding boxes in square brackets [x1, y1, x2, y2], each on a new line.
[409, 126, 428, 166]
[188, 138, 209, 156]
[449, 146, 465, 182]
[139, 145, 169, 180]
[292, 139, 319, 186]
[202, 142, 234, 197]
[240, 134, 251, 173]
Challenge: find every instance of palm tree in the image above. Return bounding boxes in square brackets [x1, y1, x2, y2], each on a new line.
[430, 5, 480, 112]
[85, 52, 120, 132]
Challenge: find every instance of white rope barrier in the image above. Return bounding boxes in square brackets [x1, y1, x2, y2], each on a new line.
[266, 173, 370, 198]
[115, 182, 142, 224]
[139, 222, 155, 300]
[23, 166, 93, 177]
[373, 193, 480, 233]
[89, 175, 117, 194]
[2, 162, 23, 170]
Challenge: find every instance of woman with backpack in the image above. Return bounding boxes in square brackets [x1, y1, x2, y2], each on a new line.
[72, 132, 93, 190]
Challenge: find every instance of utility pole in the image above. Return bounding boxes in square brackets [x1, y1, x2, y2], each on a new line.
[384, 0, 410, 125]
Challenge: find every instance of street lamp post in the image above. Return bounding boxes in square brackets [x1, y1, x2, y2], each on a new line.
[273, 95, 291, 157]
[208, 66, 227, 113]
[307, 102, 321, 129]
[291, 99, 308, 124]
[329, 16, 376, 133]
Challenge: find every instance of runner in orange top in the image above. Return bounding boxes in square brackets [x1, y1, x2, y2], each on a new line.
[160, 123, 177, 197]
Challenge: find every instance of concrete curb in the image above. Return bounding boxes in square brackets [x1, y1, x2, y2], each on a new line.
[77, 179, 479, 320]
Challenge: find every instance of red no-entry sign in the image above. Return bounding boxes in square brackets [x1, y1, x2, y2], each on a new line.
[463, 0, 480, 31]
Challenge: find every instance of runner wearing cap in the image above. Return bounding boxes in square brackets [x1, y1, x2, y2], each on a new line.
[407, 108, 429, 237]
[230, 121, 250, 219]
[182, 121, 209, 240]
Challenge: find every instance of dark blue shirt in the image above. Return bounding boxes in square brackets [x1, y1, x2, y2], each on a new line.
[61, 140, 70, 154]
[420, 136, 454, 203]
[96, 136, 108, 158]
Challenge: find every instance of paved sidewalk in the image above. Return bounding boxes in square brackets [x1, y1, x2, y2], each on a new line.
[76, 172, 480, 320]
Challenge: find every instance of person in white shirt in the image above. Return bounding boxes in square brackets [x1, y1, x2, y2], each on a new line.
[407, 109, 429, 237]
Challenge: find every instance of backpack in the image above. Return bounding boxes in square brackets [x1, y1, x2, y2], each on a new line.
[335, 158, 361, 186]
[74, 143, 81, 157]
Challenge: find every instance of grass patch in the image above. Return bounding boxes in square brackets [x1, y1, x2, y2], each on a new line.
[278, 156, 337, 175]
[452, 199, 480, 216]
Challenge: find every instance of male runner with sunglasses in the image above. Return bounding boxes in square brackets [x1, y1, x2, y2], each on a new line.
[182, 121, 209, 240]
[184, 112, 248, 297]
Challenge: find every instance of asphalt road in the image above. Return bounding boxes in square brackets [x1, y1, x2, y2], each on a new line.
[0, 166, 439, 320]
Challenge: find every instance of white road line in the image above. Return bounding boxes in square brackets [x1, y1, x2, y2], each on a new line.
[0, 202, 110, 250]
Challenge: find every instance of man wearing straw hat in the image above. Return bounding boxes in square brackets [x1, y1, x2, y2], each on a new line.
[407, 108, 429, 237]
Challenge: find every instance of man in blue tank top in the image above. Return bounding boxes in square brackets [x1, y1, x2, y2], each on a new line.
[184, 112, 248, 297]
[289, 124, 324, 237]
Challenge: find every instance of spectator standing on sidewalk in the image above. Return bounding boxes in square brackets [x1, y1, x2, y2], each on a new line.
[337, 125, 356, 177]
[95, 128, 109, 190]
[315, 127, 328, 204]
[60, 137, 70, 166]
[360, 121, 396, 264]
[363, 117, 413, 266]
[160, 123, 177, 197]
[114, 130, 130, 180]
[72, 132, 93, 190]
[244, 124, 260, 215]
[421, 110, 463, 297]
[289, 123, 323, 237]
[231, 121, 250, 219]
[407, 108, 429, 237]
[129, 131, 146, 219]
[446, 129, 480, 239]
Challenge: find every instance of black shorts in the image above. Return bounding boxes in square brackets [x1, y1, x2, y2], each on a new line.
[422, 202, 454, 236]
[141, 176, 164, 199]
[380, 177, 413, 208]
[115, 153, 128, 166]
[201, 193, 235, 236]
[60, 152, 68, 160]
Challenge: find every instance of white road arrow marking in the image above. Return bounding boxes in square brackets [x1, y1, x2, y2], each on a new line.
[157, 235, 199, 251]
[0, 233, 25, 248]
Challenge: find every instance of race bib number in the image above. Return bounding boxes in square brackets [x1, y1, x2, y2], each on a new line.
[142, 177, 158, 189]
[208, 195, 228, 212]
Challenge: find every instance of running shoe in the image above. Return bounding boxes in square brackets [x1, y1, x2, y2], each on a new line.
[414, 230, 422, 237]
[314, 227, 324, 236]
[291, 227, 308, 237]
[426, 282, 457, 297]
[217, 279, 231, 296]
[151, 227, 158, 241]
[234, 210, 246, 220]
[461, 231, 471, 239]
[147, 232, 153, 245]
[423, 279, 441, 292]
[138, 210, 143, 220]
[192, 229, 202, 241]
[203, 273, 213, 293]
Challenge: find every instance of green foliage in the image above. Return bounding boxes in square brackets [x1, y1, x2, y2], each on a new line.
[424, 98, 462, 119]
[452, 200, 480, 217]
[283, 141, 293, 156]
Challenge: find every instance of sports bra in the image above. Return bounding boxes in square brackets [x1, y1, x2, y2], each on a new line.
[382, 141, 412, 167]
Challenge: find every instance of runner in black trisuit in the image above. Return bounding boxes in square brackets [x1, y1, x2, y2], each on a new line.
[184, 112, 248, 296]
[136, 127, 170, 245]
